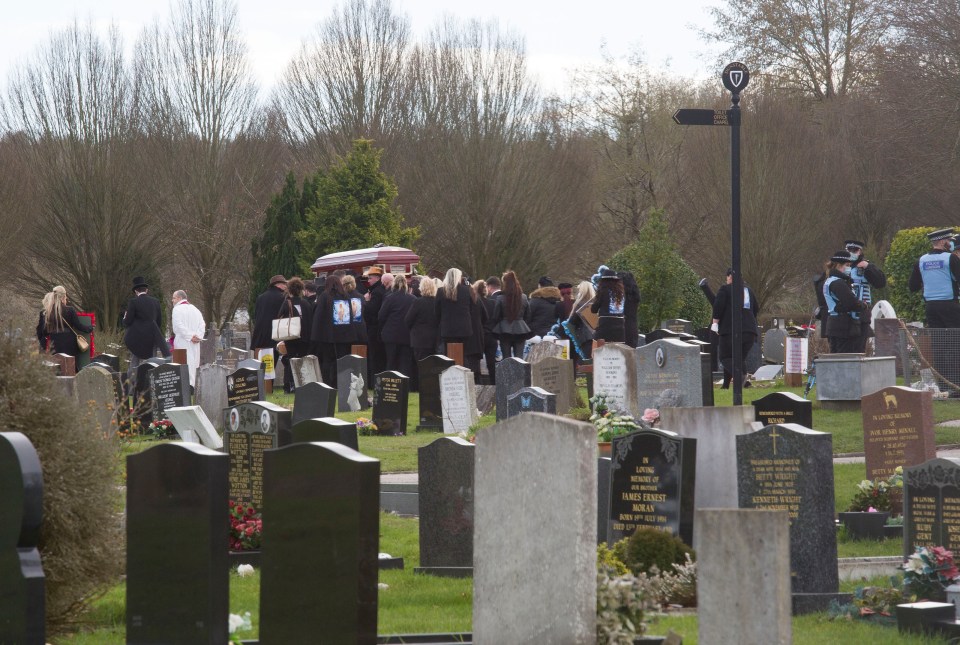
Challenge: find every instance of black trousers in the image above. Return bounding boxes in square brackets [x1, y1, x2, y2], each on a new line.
[383, 342, 413, 380]
[483, 333, 499, 384]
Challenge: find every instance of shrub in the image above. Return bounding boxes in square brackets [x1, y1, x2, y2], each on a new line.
[654, 553, 697, 607]
[613, 527, 695, 577]
[598, 542, 629, 576]
[0, 335, 123, 631]
[884, 226, 940, 323]
[596, 564, 658, 644]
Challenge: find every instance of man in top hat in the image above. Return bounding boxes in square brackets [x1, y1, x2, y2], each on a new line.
[251, 275, 288, 380]
[910, 228, 960, 328]
[123, 276, 171, 387]
[843, 239, 886, 352]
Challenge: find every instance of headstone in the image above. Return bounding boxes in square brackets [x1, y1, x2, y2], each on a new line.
[862, 386, 935, 482]
[216, 346, 250, 372]
[126, 443, 228, 645]
[696, 509, 792, 645]
[660, 406, 755, 512]
[875, 318, 911, 379]
[494, 357, 531, 422]
[148, 363, 190, 422]
[661, 318, 694, 335]
[525, 340, 565, 364]
[223, 401, 292, 509]
[644, 328, 681, 344]
[76, 364, 119, 436]
[292, 381, 338, 425]
[165, 406, 223, 450]
[530, 355, 576, 415]
[416, 437, 475, 576]
[635, 339, 703, 413]
[607, 428, 696, 545]
[474, 414, 596, 642]
[198, 326, 219, 366]
[372, 371, 410, 436]
[753, 391, 813, 430]
[134, 357, 168, 425]
[259, 443, 379, 644]
[506, 386, 556, 418]
[195, 364, 229, 432]
[89, 353, 120, 372]
[50, 353, 75, 377]
[232, 331, 250, 351]
[737, 424, 839, 597]
[904, 458, 960, 558]
[476, 384, 496, 417]
[237, 357, 262, 372]
[752, 364, 784, 381]
[290, 355, 322, 389]
[289, 417, 358, 451]
[592, 343, 637, 415]
[56, 375, 76, 400]
[746, 337, 763, 374]
[440, 365, 478, 434]
[418, 355, 456, 429]
[598, 457, 611, 544]
[815, 354, 896, 407]
[0, 432, 44, 645]
[337, 354, 370, 412]
[226, 367, 264, 407]
[763, 328, 788, 365]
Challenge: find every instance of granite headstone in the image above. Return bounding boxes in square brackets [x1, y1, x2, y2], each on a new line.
[292, 381, 338, 425]
[149, 363, 191, 422]
[216, 347, 250, 372]
[904, 458, 960, 558]
[635, 339, 704, 413]
[75, 364, 119, 436]
[226, 366, 264, 407]
[644, 328, 681, 344]
[165, 406, 223, 450]
[223, 402, 292, 509]
[506, 386, 557, 418]
[89, 353, 120, 373]
[50, 353, 75, 377]
[495, 357, 531, 422]
[753, 391, 813, 430]
[525, 340, 565, 364]
[337, 354, 369, 412]
[372, 371, 410, 436]
[418, 355, 456, 429]
[863, 386, 935, 481]
[531, 355, 576, 415]
[289, 417, 358, 451]
[195, 364, 229, 432]
[592, 343, 637, 416]
[440, 365, 478, 434]
[290, 355, 322, 389]
[416, 437, 475, 576]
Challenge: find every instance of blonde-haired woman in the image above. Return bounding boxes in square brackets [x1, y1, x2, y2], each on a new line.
[434, 267, 474, 355]
[36, 285, 92, 356]
[405, 276, 440, 389]
[562, 280, 596, 363]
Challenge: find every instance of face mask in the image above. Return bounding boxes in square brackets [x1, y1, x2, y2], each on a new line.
[950, 241, 956, 252]
[842, 266, 852, 276]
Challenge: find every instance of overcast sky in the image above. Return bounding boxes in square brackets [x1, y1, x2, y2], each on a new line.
[0, 0, 722, 94]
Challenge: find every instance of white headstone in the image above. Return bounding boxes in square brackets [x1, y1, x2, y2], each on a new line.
[592, 343, 637, 415]
[440, 365, 478, 434]
[165, 406, 223, 450]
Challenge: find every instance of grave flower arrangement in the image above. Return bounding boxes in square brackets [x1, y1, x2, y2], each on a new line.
[148, 419, 177, 440]
[229, 501, 263, 551]
[355, 417, 378, 436]
[590, 393, 641, 442]
[903, 545, 960, 602]
[847, 466, 903, 514]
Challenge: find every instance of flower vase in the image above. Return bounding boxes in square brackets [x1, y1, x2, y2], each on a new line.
[839, 511, 890, 540]
[598, 442, 611, 458]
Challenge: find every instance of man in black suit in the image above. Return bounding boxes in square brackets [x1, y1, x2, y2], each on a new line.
[123, 276, 170, 388]
[252, 275, 288, 389]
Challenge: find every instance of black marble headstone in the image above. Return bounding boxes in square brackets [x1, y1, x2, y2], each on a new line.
[904, 458, 960, 558]
[292, 381, 337, 425]
[0, 432, 44, 645]
[608, 428, 696, 545]
[694, 327, 719, 372]
[373, 371, 410, 436]
[415, 437, 475, 576]
[417, 355, 456, 430]
[737, 423, 838, 595]
[644, 328, 681, 344]
[149, 363, 191, 422]
[289, 418, 359, 451]
[753, 392, 813, 429]
[495, 357, 531, 421]
[598, 457, 611, 544]
[226, 367, 264, 407]
[505, 386, 557, 418]
[223, 402, 292, 509]
[337, 355, 370, 412]
[89, 353, 120, 372]
[260, 442, 379, 643]
[126, 443, 228, 644]
[134, 358, 169, 425]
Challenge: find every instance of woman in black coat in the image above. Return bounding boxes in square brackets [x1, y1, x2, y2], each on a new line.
[379, 276, 416, 378]
[820, 251, 865, 355]
[434, 268, 474, 354]
[711, 268, 760, 389]
[37, 286, 93, 357]
[591, 268, 626, 343]
[491, 270, 531, 359]
[277, 277, 314, 393]
[464, 283, 487, 382]
[312, 275, 362, 387]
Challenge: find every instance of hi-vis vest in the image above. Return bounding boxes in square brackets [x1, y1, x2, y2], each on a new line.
[919, 252, 956, 301]
[823, 276, 858, 319]
[850, 266, 872, 305]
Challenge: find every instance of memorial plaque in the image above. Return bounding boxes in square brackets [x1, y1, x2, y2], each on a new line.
[753, 391, 813, 430]
[289, 417, 358, 451]
[290, 355, 322, 389]
[149, 363, 190, 422]
[863, 387, 935, 482]
[372, 371, 409, 436]
[226, 367, 264, 407]
[223, 402, 291, 508]
[416, 437, 475, 575]
[635, 339, 703, 413]
[593, 343, 637, 415]
[737, 424, 838, 594]
[440, 365, 478, 434]
[293, 381, 338, 425]
[418, 355, 456, 429]
[506, 386, 556, 418]
[337, 354, 369, 412]
[495, 357, 531, 422]
[531, 356, 576, 415]
[904, 458, 960, 558]
[608, 428, 696, 545]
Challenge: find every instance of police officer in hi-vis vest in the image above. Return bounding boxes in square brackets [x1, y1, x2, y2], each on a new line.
[822, 250, 867, 353]
[843, 239, 886, 352]
[910, 227, 960, 395]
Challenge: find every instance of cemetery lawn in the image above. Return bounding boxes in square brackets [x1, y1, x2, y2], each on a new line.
[51, 513, 471, 644]
[712, 383, 960, 453]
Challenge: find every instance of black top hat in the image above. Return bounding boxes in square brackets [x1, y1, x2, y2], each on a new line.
[538, 275, 553, 287]
[928, 228, 955, 242]
[132, 276, 149, 291]
[844, 239, 865, 250]
[830, 250, 855, 263]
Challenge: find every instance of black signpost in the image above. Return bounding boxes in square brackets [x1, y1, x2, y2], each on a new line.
[674, 62, 750, 405]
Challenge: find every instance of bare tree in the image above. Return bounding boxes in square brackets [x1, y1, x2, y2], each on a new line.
[2, 23, 157, 331]
[274, 0, 411, 164]
[134, 0, 281, 324]
[703, 0, 892, 99]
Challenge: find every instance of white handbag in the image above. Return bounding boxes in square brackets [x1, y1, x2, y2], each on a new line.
[271, 300, 301, 342]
